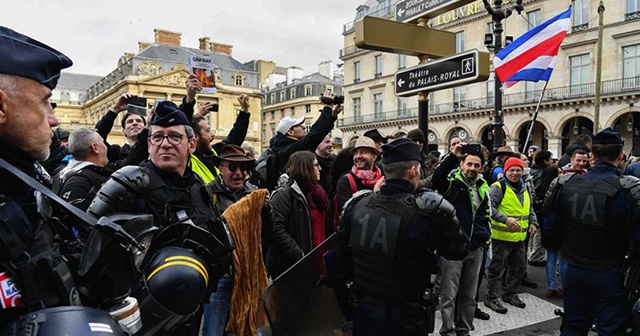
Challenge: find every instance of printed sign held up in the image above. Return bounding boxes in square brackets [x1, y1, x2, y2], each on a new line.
[189, 55, 217, 94]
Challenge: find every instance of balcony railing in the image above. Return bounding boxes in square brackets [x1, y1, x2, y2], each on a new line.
[343, 6, 394, 33]
[338, 76, 640, 127]
[626, 11, 640, 21]
[571, 23, 589, 33]
[340, 45, 365, 58]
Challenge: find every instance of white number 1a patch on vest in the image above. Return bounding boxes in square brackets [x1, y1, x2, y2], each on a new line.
[350, 207, 401, 260]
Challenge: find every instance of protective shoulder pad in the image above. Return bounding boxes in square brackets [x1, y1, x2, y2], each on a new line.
[415, 190, 456, 221]
[556, 172, 575, 185]
[111, 166, 151, 194]
[342, 189, 373, 212]
[620, 175, 640, 201]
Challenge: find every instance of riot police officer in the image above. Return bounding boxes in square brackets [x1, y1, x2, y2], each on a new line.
[544, 128, 640, 335]
[338, 138, 468, 336]
[88, 101, 234, 335]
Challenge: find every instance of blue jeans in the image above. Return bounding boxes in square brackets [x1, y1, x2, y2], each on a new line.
[546, 248, 567, 290]
[562, 264, 629, 336]
[202, 277, 234, 336]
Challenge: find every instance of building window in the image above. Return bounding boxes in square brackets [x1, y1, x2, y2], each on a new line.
[270, 93, 276, 104]
[487, 22, 494, 34]
[397, 97, 408, 117]
[304, 85, 312, 96]
[271, 111, 275, 120]
[290, 107, 295, 116]
[280, 91, 286, 101]
[270, 126, 275, 137]
[398, 55, 406, 69]
[628, 0, 640, 20]
[570, 54, 590, 95]
[527, 9, 542, 29]
[453, 86, 466, 110]
[354, 61, 361, 83]
[572, 0, 589, 32]
[325, 85, 334, 93]
[623, 44, 640, 89]
[305, 104, 311, 113]
[486, 72, 495, 106]
[305, 122, 312, 131]
[375, 55, 382, 78]
[233, 74, 245, 86]
[353, 97, 362, 121]
[525, 81, 544, 101]
[373, 93, 383, 120]
[455, 31, 465, 53]
[429, 92, 435, 110]
[290, 88, 296, 99]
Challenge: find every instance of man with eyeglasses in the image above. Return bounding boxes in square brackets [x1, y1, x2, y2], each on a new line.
[202, 144, 272, 336]
[88, 100, 234, 335]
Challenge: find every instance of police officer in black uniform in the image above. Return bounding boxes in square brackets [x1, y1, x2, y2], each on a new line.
[338, 138, 468, 336]
[88, 101, 234, 335]
[544, 128, 640, 335]
[0, 24, 73, 322]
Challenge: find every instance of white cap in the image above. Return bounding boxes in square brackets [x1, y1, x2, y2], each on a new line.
[277, 116, 305, 134]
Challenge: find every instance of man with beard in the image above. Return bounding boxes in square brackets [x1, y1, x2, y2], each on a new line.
[315, 135, 335, 194]
[335, 136, 383, 213]
[432, 142, 492, 334]
[190, 94, 251, 184]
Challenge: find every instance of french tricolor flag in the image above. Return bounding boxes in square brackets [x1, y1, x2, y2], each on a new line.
[494, 6, 572, 89]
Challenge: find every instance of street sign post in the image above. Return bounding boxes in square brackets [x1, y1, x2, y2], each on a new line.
[354, 16, 455, 58]
[395, 49, 490, 97]
[395, 0, 478, 23]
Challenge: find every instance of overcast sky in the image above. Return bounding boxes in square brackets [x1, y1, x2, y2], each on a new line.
[5, 0, 364, 76]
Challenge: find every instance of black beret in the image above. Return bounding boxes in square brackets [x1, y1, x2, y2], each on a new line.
[592, 127, 623, 145]
[407, 128, 426, 143]
[150, 101, 190, 127]
[0, 26, 72, 90]
[382, 138, 422, 164]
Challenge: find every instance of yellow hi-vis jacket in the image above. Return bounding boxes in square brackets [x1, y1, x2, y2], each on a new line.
[190, 153, 219, 184]
[490, 181, 530, 242]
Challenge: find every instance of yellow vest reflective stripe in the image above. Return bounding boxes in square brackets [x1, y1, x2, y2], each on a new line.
[490, 182, 530, 242]
[190, 153, 219, 184]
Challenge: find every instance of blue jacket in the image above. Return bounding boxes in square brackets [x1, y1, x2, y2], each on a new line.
[432, 154, 492, 250]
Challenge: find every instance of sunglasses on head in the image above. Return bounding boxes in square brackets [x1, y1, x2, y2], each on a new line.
[222, 161, 252, 172]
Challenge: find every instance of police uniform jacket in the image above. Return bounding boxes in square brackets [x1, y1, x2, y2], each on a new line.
[0, 140, 76, 324]
[269, 106, 337, 172]
[432, 153, 491, 250]
[267, 178, 313, 277]
[543, 161, 640, 270]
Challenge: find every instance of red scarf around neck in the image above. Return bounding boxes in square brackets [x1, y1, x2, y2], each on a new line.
[351, 165, 383, 187]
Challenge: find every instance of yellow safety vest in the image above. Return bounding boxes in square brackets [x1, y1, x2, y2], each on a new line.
[190, 153, 219, 184]
[490, 181, 530, 242]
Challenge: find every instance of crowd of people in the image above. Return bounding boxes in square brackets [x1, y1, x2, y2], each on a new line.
[3, 25, 640, 336]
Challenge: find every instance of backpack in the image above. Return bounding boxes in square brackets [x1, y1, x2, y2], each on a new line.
[250, 148, 279, 191]
[329, 173, 357, 233]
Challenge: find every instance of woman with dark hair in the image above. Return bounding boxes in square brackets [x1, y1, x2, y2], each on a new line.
[267, 151, 328, 278]
[537, 165, 566, 299]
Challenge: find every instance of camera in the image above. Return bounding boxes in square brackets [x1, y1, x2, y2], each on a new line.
[320, 95, 344, 105]
[207, 103, 219, 112]
[461, 144, 482, 156]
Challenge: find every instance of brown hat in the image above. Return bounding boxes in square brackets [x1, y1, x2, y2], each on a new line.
[350, 136, 381, 155]
[491, 145, 514, 160]
[212, 145, 255, 166]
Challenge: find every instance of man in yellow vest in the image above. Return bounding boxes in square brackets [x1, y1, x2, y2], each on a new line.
[484, 157, 539, 314]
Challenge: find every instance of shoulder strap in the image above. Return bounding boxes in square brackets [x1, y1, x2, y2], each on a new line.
[0, 157, 98, 228]
[346, 173, 357, 194]
[500, 179, 506, 195]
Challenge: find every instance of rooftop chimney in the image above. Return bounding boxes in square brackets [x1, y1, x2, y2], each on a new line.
[211, 42, 233, 57]
[199, 37, 210, 51]
[138, 42, 151, 52]
[154, 29, 181, 46]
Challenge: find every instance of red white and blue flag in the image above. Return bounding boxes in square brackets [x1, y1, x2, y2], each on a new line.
[494, 6, 572, 89]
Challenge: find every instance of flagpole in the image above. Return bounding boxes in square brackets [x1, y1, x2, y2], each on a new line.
[522, 81, 549, 152]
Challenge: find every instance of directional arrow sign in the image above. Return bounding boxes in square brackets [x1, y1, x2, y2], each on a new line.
[395, 49, 490, 97]
[395, 0, 477, 23]
[355, 16, 455, 58]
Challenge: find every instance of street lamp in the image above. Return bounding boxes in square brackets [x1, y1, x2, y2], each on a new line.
[483, 0, 524, 151]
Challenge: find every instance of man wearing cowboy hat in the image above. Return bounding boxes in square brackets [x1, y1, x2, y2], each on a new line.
[335, 136, 383, 213]
[203, 144, 271, 336]
[487, 145, 514, 184]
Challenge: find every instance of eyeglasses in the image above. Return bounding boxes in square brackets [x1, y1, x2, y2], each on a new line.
[149, 133, 184, 146]
[221, 162, 252, 172]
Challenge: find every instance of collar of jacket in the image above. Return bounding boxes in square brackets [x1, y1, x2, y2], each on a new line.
[453, 169, 490, 196]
